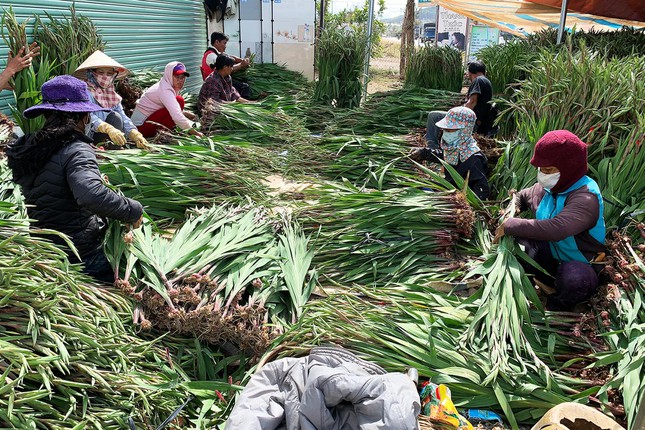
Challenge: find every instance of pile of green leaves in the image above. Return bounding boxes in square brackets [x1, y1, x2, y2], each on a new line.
[98, 145, 267, 223]
[297, 182, 474, 286]
[0, 205, 236, 428]
[314, 25, 368, 109]
[404, 45, 463, 92]
[0, 7, 52, 133]
[326, 87, 462, 135]
[234, 63, 310, 100]
[33, 4, 105, 76]
[107, 205, 317, 356]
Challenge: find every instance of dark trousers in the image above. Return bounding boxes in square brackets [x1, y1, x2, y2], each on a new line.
[517, 238, 599, 310]
[93, 111, 124, 144]
[232, 79, 252, 100]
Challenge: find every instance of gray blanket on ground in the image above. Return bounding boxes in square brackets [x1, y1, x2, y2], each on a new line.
[224, 347, 420, 430]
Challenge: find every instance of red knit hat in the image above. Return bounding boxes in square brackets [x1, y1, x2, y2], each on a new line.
[530, 130, 588, 193]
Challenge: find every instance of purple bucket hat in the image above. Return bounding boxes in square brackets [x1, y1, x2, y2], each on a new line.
[23, 75, 111, 119]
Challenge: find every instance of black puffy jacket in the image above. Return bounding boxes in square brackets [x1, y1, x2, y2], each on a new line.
[7, 134, 142, 258]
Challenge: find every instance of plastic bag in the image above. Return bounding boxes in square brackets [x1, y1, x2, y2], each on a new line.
[420, 382, 473, 430]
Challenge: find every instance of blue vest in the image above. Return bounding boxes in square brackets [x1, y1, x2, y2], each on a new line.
[535, 176, 605, 263]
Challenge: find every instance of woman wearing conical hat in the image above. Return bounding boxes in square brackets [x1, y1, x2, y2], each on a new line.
[74, 50, 149, 149]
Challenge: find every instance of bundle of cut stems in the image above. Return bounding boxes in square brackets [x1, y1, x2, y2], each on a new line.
[273, 283, 601, 428]
[98, 147, 266, 222]
[201, 98, 309, 145]
[0, 7, 51, 133]
[297, 182, 474, 286]
[107, 205, 317, 358]
[314, 26, 367, 109]
[0, 210, 229, 428]
[404, 45, 463, 92]
[591, 229, 645, 429]
[317, 134, 419, 189]
[33, 4, 105, 76]
[234, 63, 310, 99]
[325, 87, 463, 135]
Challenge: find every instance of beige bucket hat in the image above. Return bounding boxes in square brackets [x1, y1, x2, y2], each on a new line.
[73, 50, 129, 80]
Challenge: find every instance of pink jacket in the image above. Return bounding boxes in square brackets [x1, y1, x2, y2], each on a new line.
[131, 61, 193, 130]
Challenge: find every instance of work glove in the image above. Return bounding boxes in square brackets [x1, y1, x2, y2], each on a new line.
[96, 122, 126, 146]
[128, 129, 149, 150]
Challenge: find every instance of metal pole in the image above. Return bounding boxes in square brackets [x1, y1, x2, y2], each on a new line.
[320, 0, 325, 31]
[362, 0, 376, 104]
[556, 0, 569, 44]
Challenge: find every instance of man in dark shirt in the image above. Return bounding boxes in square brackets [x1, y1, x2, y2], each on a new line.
[463, 61, 493, 135]
[410, 60, 495, 163]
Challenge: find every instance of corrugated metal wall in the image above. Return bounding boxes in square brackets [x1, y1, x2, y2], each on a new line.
[1, 0, 207, 115]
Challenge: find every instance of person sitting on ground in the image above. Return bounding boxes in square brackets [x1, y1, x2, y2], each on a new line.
[494, 130, 606, 311]
[200, 31, 252, 99]
[6, 75, 144, 283]
[198, 55, 252, 115]
[74, 50, 149, 149]
[131, 62, 203, 138]
[411, 61, 495, 163]
[0, 42, 40, 91]
[432, 107, 490, 200]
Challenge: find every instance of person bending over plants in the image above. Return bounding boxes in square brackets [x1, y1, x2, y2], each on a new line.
[198, 54, 252, 116]
[6, 75, 143, 283]
[412, 107, 490, 200]
[74, 50, 149, 149]
[494, 130, 606, 310]
[131, 62, 203, 138]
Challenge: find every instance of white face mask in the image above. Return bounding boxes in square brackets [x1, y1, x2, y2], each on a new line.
[83, 116, 91, 136]
[537, 169, 561, 191]
[441, 130, 461, 147]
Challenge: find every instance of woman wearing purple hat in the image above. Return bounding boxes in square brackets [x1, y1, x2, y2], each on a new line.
[6, 75, 144, 283]
[494, 130, 606, 310]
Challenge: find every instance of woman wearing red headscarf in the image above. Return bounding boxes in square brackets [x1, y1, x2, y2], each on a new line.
[494, 130, 606, 310]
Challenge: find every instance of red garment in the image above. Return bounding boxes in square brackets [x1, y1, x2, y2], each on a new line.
[201, 48, 219, 80]
[530, 130, 588, 194]
[136, 95, 185, 137]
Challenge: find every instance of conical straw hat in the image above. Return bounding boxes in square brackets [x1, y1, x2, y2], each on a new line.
[73, 50, 129, 80]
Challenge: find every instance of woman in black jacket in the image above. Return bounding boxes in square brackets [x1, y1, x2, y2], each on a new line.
[6, 75, 143, 283]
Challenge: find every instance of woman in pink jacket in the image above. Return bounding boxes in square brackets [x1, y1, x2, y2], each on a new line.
[131, 61, 203, 138]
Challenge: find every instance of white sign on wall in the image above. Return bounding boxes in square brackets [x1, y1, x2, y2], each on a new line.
[436, 6, 468, 51]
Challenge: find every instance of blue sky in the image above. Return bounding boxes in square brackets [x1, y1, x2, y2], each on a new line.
[330, 0, 409, 18]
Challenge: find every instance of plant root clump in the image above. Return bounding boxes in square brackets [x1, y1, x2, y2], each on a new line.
[130, 277, 276, 359]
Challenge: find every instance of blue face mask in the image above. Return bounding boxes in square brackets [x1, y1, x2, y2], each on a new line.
[441, 130, 461, 147]
[84, 119, 92, 136]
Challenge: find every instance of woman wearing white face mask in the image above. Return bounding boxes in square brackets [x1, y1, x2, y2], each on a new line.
[74, 51, 149, 149]
[494, 130, 606, 310]
[433, 106, 490, 200]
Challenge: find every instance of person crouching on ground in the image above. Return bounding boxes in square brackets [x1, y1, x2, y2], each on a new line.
[417, 107, 490, 200]
[74, 50, 149, 149]
[494, 130, 606, 310]
[131, 62, 203, 138]
[6, 75, 144, 283]
[198, 55, 252, 116]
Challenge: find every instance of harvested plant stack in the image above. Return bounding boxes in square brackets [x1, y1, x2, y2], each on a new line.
[108, 205, 317, 358]
[404, 45, 463, 92]
[98, 146, 267, 222]
[276, 282, 599, 427]
[314, 26, 368, 109]
[299, 183, 474, 286]
[326, 87, 463, 135]
[0, 210, 214, 428]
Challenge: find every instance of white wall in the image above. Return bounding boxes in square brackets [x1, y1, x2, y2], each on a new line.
[206, 0, 315, 80]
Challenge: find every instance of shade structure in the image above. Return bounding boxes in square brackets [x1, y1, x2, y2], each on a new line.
[431, 0, 645, 37]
